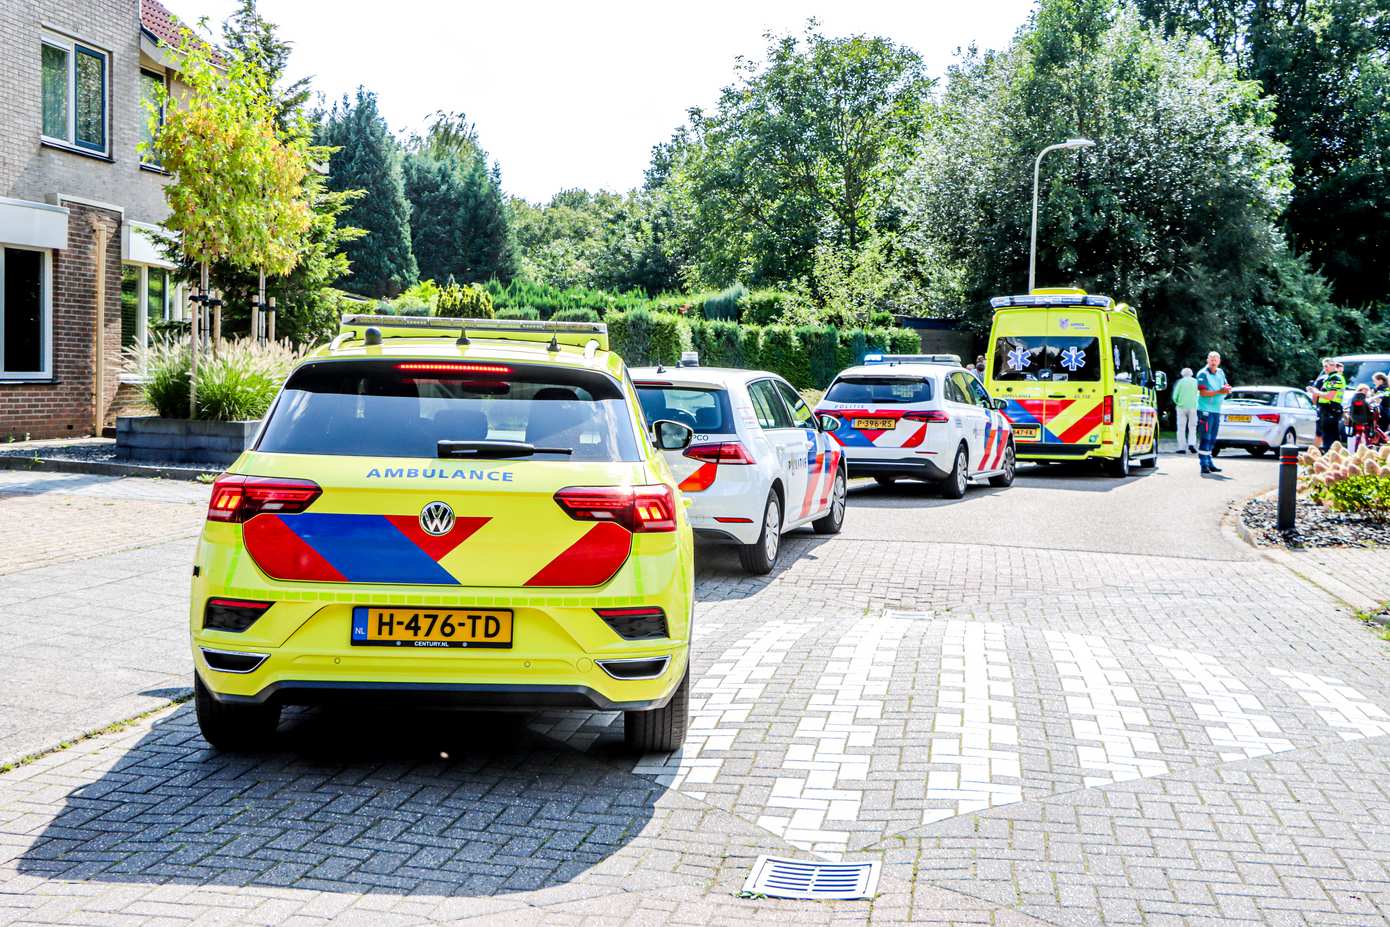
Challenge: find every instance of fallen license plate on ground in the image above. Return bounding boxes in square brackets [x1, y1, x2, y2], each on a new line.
[853, 417, 898, 430]
[1013, 425, 1041, 441]
[351, 607, 513, 648]
[1226, 415, 1252, 423]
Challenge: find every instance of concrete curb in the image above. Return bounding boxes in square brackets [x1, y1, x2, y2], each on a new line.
[0, 454, 218, 482]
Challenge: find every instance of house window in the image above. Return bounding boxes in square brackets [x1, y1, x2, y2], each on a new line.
[1, 247, 51, 378]
[40, 32, 108, 154]
[139, 69, 166, 165]
[120, 264, 171, 371]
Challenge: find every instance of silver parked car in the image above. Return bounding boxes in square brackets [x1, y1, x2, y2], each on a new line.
[1212, 386, 1319, 456]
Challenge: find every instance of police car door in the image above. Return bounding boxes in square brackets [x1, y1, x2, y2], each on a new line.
[747, 378, 808, 525]
[945, 372, 989, 473]
[774, 378, 835, 522]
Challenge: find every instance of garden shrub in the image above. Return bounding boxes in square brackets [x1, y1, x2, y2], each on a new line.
[1300, 444, 1390, 518]
[868, 310, 896, 328]
[605, 308, 693, 366]
[743, 289, 789, 325]
[701, 283, 747, 321]
[134, 337, 301, 421]
[550, 308, 601, 323]
[436, 281, 494, 318]
[888, 329, 921, 354]
[689, 319, 755, 368]
[796, 326, 840, 389]
[756, 325, 805, 385]
[494, 304, 540, 320]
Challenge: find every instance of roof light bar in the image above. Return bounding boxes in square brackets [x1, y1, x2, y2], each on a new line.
[989, 295, 1113, 309]
[863, 353, 963, 365]
[341, 314, 606, 335]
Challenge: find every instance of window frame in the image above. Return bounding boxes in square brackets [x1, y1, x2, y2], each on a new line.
[772, 378, 816, 429]
[119, 263, 172, 376]
[0, 246, 54, 380]
[39, 30, 109, 157]
[747, 378, 795, 430]
[138, 67, 167, 166]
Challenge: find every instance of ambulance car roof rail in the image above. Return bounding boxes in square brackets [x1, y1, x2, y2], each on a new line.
[864, 353, 962, 366]
[338, 315, 609, 351]
[990, 294, 1114, 309]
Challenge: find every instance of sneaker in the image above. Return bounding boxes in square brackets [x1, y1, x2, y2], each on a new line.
[1209, 464, 1223, 472]
[1175, 449, 1187, 455]
[1188, 446, 1198, 453]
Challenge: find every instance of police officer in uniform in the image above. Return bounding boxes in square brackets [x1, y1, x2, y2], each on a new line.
[1309, 357, 1347, 451]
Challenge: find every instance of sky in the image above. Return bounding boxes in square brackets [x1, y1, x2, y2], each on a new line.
[166, 0, 1038, 203]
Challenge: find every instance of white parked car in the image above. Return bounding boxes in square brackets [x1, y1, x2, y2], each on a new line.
[1212, 385, 1319, 456]
[631, 366, 847, 575]
[814, 359, 1016, 496]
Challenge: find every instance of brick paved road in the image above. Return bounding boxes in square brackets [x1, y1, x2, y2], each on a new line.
[2, 459, 1389, 925]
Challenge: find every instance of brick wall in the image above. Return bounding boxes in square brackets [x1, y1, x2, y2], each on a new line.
[1, 203, 123, 440]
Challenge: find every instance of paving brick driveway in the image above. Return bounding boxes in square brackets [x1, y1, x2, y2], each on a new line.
[2, 458, 1389, 925]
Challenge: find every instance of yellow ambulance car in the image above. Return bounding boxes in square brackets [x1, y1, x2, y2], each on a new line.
[983, 289, 1166, 476]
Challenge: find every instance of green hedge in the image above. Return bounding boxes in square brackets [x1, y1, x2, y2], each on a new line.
[604, 311, 920, 388]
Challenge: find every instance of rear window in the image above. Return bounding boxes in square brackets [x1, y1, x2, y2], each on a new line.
[1342, 358, 1390, 389]
[825, 376, 933, 404]
[993, 336, 1102, 382]
[257, 360, 641, 460]
[635, 384, 730, 433]
[1228, 390, 1280, 406]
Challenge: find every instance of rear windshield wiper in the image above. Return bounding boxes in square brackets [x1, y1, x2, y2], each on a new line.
[437, 440, 573, 459]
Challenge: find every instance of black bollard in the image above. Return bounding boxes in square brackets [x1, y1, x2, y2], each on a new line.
[1277, 443, 1299, 531]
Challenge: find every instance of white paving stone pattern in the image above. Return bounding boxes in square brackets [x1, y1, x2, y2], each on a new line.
[1152, 645, 1294, 761]
[632, 618, 814, 798]
[1272, 666, 1390, 741]
[1047, 631, 1167, 787]
[922, 621, 1021, 825]
[757, 615, 909, 858]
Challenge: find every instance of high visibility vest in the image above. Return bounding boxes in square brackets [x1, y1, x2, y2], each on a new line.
[1318, 372, 1346, 405]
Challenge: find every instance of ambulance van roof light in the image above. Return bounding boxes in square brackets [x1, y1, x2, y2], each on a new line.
[989, 294, 1113, 309]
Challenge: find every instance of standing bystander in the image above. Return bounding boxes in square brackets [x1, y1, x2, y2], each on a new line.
[1195, 351, 1231, 474]
[1171, 367, 1199, 454]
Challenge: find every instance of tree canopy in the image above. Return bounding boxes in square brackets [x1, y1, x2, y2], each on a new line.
[318, 88, 418, 298]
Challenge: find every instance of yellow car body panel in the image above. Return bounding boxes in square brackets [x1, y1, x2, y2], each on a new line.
[190, 327, 694, 714]
[985, 289, 1160, 462]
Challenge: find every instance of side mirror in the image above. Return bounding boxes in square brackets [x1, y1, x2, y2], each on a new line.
[652, 419, 694, 451]
[989, 397, 1008, 411]
[817, 413, 841, 432]
[1154, 370, 1168, 391]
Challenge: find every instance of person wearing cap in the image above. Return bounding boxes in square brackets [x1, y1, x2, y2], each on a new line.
[1308, 357, 1347, 451]
[1171, 367, 1199, 454]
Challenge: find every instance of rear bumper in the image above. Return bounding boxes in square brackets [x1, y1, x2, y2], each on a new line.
[1015, 441, 1107, 460]
[200, 675, 678, 711]
[846, 457, 950, 480]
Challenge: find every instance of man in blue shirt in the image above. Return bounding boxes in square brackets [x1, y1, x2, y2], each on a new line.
[1195, 351, 1231, 474]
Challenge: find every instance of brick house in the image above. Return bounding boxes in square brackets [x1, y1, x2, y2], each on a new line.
[0, 0, 192, 440]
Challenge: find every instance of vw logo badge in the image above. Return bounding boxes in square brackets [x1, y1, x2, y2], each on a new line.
[419, 501, 455, 537]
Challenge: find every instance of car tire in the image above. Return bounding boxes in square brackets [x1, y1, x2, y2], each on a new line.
[738, 490, 781, 575]
[988, 442, 1016, 487]
[1247, 445, 1269, 456]
[873, 475, 897, 488]
[940, 445, 969, 499]
[1106, 434, 1131, 477]
[812, 466, 847, 534]
[194, 673, 280, 752]
[624, 666, 689, 753]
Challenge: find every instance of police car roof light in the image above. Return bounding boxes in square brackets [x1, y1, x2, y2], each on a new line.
[863, 353, 962, 366]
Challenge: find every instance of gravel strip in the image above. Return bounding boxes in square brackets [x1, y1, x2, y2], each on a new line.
[1241, 496, 1390, 548]
[0, 441, 222, 474]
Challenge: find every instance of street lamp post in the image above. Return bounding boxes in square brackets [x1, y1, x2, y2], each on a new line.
[1029, 138, 1095, 292]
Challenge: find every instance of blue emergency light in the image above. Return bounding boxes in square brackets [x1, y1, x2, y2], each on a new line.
[863, 353, 962, 366]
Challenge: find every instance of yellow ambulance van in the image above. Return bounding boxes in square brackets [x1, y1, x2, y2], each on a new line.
[983, 289, 1166, 477]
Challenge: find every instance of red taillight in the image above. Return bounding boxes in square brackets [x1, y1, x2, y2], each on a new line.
[593, 606, 669, 641]
[204, 597, 272, 632]
[553, 484, 678, 533]
[684, 442, 756, 465]
[1102, 395, 1114, 425]
[207, 475, 322, 523]
[904, 410, 950, 423]
[395, 362, 511, 375]
[1256, 413, 1281, 423]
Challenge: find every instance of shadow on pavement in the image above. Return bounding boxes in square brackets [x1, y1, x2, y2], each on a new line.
[692, 534, 833, 602]
[17, 703, 663, 896]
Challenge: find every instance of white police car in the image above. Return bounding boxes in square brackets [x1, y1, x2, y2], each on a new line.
[632, 363, 846, 575]
[815, 355, 1016, 497]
